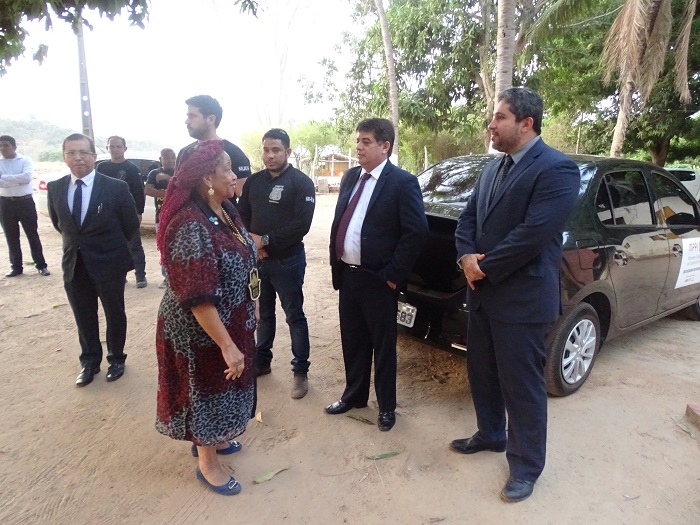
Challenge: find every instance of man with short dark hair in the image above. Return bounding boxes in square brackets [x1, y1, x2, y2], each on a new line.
[452, 87, 580, 502]
[238, 128, 315, 399]
[177, 95, 251, 201]
[0, 135, 50, 278]
[145, 148, 176, 288]
[326, 118, 428, 432]
[48, 133, 139, 386]
[98, 136, 147, 288]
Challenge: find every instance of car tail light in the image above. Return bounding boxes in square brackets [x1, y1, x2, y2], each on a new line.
[39, 181, 47, 191]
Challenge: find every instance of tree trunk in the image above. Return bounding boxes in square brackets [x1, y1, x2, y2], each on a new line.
[477, 0, 496, 151]
[374, 0, 400, 162]
[650, 136, 671, 166]
[495, 0, 516, 97]
[610, 79, 635, 157]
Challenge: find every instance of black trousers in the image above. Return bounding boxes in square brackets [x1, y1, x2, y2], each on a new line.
[466, 308, 550, 481]
[0, 195, 47, 271]
[64, 253, 128, 369]
[128, 228, 146, 281]
[338, 265, 398, 412]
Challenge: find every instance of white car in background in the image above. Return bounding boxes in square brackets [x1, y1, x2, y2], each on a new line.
[667, 167, 700, 202]
[34, 153, 160, 228]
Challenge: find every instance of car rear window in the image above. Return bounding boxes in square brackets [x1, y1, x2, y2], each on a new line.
[418, 156, 492, 203]
[596, 171, 654, 226]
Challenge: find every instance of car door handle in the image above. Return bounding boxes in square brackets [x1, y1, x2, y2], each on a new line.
[672, 243, 683, 257]
[613, 250, 628, 266]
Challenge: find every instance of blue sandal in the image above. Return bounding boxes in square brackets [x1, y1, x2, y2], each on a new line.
[196, 468, 241, 496]
[191, 441, 242, 457]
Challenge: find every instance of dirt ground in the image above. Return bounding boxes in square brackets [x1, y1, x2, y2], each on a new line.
[1, 193, 699, 525]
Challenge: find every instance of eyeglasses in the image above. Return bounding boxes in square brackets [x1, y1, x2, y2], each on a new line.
[64, 151, 95, 158]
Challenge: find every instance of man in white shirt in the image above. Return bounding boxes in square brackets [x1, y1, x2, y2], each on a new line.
[0, 135, 50, 278]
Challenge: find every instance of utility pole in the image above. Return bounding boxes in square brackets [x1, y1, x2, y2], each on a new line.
[76, 17, 94, 141]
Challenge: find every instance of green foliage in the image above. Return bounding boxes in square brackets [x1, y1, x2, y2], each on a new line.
[339, 0, 484, 134]
[0, 117, 166, 161]
[38, 150, 64, 162]
[0, 1, 259, 74]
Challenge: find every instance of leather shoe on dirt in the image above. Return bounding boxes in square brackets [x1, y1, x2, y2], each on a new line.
[450, 434, 507, 454]
[37, 267, 50, 276]
[5, 269, 22, 277]
[325, 400, 353, 414]
[378, 411, 396, 432]
[500, 477, 535, 503]
[76, 366, 100, 387]
[256, 363, 271, 376]
[291, 375, 308, 399]
[106, 363, 125, 382]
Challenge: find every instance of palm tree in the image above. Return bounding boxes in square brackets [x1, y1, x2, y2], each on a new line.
[495, 0, 516, 96]
[603, 0, 696, 157]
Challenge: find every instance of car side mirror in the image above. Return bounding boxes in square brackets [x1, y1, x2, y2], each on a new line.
[665, 212, 700, 235]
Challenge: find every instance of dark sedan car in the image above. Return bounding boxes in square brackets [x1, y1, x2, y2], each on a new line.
[398, 154, 700, 396]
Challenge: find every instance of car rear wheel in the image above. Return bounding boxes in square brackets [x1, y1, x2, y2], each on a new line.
[545, 303, 601, 397]
[681, 297, 700, 321]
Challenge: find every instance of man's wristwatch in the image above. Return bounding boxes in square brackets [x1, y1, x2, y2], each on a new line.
[261, 234, 270, 246]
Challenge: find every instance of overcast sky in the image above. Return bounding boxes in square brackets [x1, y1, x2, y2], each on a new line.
[0, 0, 353, 151]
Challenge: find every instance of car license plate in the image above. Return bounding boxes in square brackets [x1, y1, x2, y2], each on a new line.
[397, 301, 417, 328]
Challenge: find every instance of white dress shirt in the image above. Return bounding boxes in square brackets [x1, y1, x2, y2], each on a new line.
[67, 170, 96, 225]
[341, 159, 388, 265]
[0, 154, 34, 197]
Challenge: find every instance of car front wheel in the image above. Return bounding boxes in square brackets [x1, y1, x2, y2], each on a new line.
[545, 303, 601, 397]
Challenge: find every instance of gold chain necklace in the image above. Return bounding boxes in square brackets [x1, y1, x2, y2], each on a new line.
[221, 208, 247, 245]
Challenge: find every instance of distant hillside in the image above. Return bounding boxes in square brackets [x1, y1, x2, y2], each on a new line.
[0, 118, 165, 161]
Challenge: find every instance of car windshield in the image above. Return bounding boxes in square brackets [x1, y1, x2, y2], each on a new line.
[417, 155, 493, 204]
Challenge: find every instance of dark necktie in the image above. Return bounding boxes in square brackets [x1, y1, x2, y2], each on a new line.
[491, 154, 514, 201]
[335, 172, 372, 259]
[72, 179, 84, 226]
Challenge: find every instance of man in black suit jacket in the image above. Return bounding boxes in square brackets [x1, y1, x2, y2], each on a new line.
[48, 134, 139, 387]
[452, 88, 580, 502]
[326, 118, 428, 432]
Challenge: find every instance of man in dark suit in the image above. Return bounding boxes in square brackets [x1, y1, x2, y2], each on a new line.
[48, 133, 139, 387]
[326, 118, 428, 432]
[452, 88, 580, 502]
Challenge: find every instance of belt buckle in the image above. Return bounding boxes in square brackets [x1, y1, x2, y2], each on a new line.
[348, 264, 360, 271]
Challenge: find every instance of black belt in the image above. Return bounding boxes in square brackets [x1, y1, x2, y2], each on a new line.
[0, 194, 33, 201]
[341, 262, 363, 272]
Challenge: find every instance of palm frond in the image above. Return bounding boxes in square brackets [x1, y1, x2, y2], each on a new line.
[601, 0, 651, 85]
[673, 0, 696, 104]
[526, 0, 601, 42]
[639, 0, 673, 102]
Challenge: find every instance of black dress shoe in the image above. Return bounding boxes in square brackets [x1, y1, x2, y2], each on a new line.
[325, 400, 353, 414]
[449, 434, 507, 454]
[76, 366, 100, 387]
[500, 477, 535, 503]
[377, 411, 396, 432]
[5, 269, 22, 277]
[37, 267, 50, 276]
[106, 363, 125, 382]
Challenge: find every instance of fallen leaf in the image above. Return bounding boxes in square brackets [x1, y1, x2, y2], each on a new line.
[623, 494, 640, 501]
[253, 467, 289, 484]
[367, 451, 402, 460]
[52, 303, 68, 309]
[255, 411, 263, 423]
[346, 414, 374, 425]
